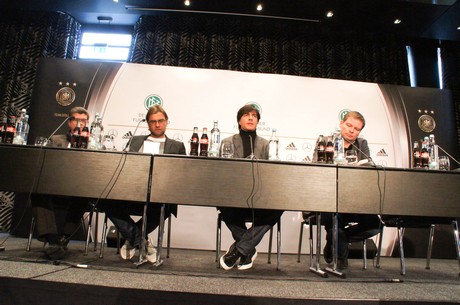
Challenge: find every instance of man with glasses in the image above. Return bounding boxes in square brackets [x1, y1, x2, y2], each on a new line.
[32, 106, 92, 260]
[104, 105, 186, 263]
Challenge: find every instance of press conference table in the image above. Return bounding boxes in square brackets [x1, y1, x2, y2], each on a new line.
[1, 144, 459, 269]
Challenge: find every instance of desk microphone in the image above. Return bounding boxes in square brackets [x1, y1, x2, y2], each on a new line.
[124, 119, 146, 152]
[248, 134, 255, 160]
[46, 116, 74, 142]
[345, 138, 377, 167]
[437, 145, 460, 166]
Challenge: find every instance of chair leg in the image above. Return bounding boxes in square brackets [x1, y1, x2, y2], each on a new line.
[84, 210, 94, 256]
[451, 220, 460, 277]
[398, 227, 406, 276]
[276, 220, 281, 271]
[93, 210, 99, 252]
[267, 226, 273, 264]
[26, 216, 35, 252]
[166, 216, 172, 258]
[426, 224, 436, 270]
[375, 226, 384, 268]
[99, 214, 108, 258]
[216, 213, 222, 268]
[297, 220, 305, 263]
[362, 240, 367, 270]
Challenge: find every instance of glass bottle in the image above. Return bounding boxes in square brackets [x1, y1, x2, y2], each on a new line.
[412, 141, 421, 168]
[316, 135, 326, 163]
[199, 127, 209, 156]
[208, 120, 220, 157]
[190, 127, 199, 156]
[268, 128, 280, 161]
[0, 115, 6, 143]
[13, 109, 29, 145]
[4, 116, 16, 144]
[325, 135, 334, 164]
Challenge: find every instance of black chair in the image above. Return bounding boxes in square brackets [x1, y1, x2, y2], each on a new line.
[216, 211, 281, 270]
[298, 212, 382, 274]
[376, 216, 459, 276]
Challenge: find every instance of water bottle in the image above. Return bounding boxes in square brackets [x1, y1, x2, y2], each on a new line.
[208, 120, 220, 157]
[268, 128, 280, 161]
[13, 109, 29, 145]
[88, 114, 103, 150]
[428, 134, 439, 170]
[334, 132, 346, 165]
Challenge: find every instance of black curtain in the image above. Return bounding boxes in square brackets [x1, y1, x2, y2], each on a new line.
[129, 14, 410, 86]
[441, 41, 460, 151]
[0, 9, 81, 232]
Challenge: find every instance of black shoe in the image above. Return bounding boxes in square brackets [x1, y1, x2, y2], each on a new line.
[219, 243, 241, 270]
[58, 236, 70, 251]
[44, 244, 66, 260]
[323, 241, 332, 264]
[237, 248, 258, 270]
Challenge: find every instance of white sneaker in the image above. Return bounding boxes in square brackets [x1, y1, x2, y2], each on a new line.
[145, 240, 157, 264]
[120, 240, 136, 260]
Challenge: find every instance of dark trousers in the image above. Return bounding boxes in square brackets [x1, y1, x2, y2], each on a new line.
[322, 213, 381, 258]
[219, 207, 283, 256]
[31, 194, 89, 242]
[104, 202, 173, 248]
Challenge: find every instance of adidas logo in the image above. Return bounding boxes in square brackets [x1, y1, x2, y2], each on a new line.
[376, 149, 388, 157]
[285, 142, 297, 150]
[122, 131, 133, 139]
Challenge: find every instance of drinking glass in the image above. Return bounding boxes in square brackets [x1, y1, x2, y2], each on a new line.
[345, 150, 358, 165]
[438, 156, 450, 171]
[220, 142, 234, 158]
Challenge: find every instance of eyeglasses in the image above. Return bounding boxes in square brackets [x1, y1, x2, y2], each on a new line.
[148, 119, 166, 125]
[70, 118, 88, 124]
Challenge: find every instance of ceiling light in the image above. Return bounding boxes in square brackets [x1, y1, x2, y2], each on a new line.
[457, 26, 460, 30]
[394, 19, 402, 24]
[326, 11, 334, 18]
[184, 0, 190, 6]
[257, 4, 263, 11]
[113, 0, 119, 3]
[97, 16, 113, 24]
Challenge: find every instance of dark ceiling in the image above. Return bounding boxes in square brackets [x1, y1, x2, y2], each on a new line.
[2, 0, 460, 41]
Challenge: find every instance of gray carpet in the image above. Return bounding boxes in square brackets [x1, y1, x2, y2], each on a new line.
[0, 234, 458, 304]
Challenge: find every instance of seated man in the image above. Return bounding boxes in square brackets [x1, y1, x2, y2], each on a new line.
[32, 106, 91, 260]
[104, 105, 186, 263]
[219, 104, 284, 270]
[314, 111, 381, 269]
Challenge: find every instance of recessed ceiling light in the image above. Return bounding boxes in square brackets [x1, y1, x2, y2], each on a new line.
[257, 4, 263, 11]
[457, 26, 460, 30]
[184, 0, 190, 6]
[326, 11, 334, 18]
[394, 19, 402, 24]
[113, 0, 119, 3]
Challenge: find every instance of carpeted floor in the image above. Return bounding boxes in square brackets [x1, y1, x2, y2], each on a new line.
[0, 234, 458, 304]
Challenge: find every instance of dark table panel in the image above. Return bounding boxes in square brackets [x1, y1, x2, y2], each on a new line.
[338, 166, 460, 217]
[150, 155, 337, 212]
[0, 144, 152, 202]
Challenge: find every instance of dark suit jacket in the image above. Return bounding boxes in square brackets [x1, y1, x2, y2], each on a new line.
[128, 135, 186, 216]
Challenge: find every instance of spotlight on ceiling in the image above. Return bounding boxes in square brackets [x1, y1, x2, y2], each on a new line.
[257, 4, 263, 11]
[184, 0, 190, 6]
[326, 11, 334, 18]
[394, 19, 402, 24]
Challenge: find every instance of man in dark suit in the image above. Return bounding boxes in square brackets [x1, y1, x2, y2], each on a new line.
[104, 105, 186, 263]
[32, 106, 91, 260]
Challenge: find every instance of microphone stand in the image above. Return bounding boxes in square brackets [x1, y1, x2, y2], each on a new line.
[46, 115, 74, 143]
[124, 119, 146, 152]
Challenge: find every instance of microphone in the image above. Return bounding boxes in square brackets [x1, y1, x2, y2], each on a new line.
[248, 134, 255, 160]
[46, 115, 74, 143]
[124, 119, 146, 152]
[344, 138, 377, 167]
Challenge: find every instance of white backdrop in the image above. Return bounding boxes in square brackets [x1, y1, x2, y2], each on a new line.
[88, 63, 402, 255]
